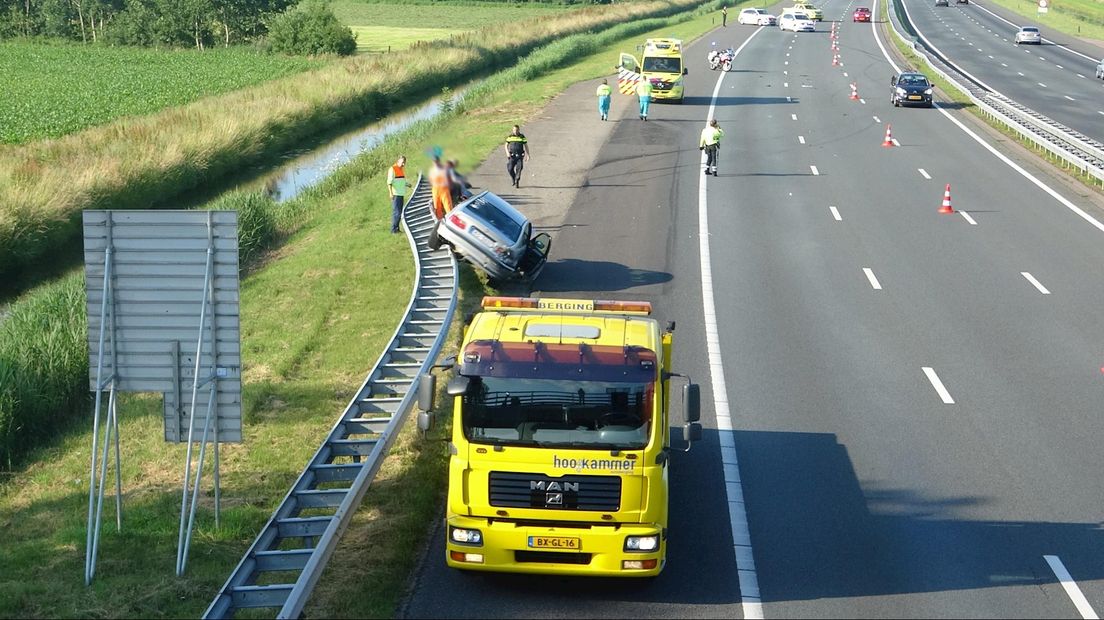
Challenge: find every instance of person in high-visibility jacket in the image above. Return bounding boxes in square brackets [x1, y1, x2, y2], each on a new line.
[699, 119, 724, 177]
[387, 155, 407, 234]
[635, 78, 654, 121]
[429, 156, 452, 219]
[596, 79, 612, 121]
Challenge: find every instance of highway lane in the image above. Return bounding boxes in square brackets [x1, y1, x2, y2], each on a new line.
[705, 3, 1104, 616]
[900, 0, 1104, 141]
[403, 2, 1104, 616]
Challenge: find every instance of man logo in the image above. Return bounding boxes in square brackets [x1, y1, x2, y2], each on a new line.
[530, 480, 580, 492]
[545, 492, 563, 506]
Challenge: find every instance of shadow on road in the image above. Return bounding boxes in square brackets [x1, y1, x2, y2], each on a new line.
[536, 258, 672, 293]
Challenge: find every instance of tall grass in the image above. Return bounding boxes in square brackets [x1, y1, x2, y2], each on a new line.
[0, 0, 704, 289]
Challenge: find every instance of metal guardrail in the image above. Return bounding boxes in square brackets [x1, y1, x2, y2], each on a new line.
[203, 177, 458, 619]
[887, 0, 1104, 185]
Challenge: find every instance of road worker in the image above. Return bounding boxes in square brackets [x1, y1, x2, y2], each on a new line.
[699, 119, 724, 177]
[596, 79, 612, 121]
[387, 155, 407, 234]
[429, 155, 452, 219]
[635, 78, 654, 121]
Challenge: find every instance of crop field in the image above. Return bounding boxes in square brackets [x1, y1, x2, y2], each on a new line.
[334, 0, 569, 53]
[0, 42, 322, 145]
[983, 0, 1104, 40]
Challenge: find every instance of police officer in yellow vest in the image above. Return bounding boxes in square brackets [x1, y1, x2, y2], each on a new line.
[699, 119, 724, 177]
[635, 78, 653, 121]
[596, 79, 612, 121]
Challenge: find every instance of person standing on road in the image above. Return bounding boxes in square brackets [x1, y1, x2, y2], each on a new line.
[635, 78, 653, 121]
[699, 119, 724, 177]
[429, 154, 452, 219]
[721, 5, 728, 26]
[596, 79, 612, 121]
[504, 125, 530, 188]
[387, 155, 407, 233]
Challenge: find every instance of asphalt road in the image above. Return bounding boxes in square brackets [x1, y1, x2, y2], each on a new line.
[402, 3, 1104, 617]
[901, 0, 1104, 142]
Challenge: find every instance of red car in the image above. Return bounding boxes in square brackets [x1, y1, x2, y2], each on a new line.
[853, 7, 871, 21]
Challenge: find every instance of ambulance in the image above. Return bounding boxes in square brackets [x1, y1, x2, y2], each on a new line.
[619, 38, 688, 103]
[418, 296, 702, 576]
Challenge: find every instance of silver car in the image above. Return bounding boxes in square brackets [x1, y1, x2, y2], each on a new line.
[1014, 26, 1041, 44]
[430, 191, 551, 283]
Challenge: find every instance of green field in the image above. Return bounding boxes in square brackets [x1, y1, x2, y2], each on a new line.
[0, 2, 729, 616]
[0, 43, 322, 145]
[349, 25, 451, 52]
[981, 0, 1104, 41]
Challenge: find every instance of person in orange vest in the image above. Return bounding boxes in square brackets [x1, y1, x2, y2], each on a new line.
[429, 154, 452, 220]
[387, 155, 407, 234]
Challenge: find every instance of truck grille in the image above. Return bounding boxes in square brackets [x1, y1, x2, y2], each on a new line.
[488, 472, 621, 511]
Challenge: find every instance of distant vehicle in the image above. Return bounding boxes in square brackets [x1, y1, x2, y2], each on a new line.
[1014, 26, 1041, 44]
[790, 1, 823, 20]
[708, 47, 735, 71]
[853, 7, 871, 21]
[1096, 57, 1104, 79]
[935, 0, 949, 6]
[779, 10, 816, 32]
[738, 8, 776, 25]
[430, 191, 551, 283]
[891, 72, 934, 107]
[956, 0, 968, 4]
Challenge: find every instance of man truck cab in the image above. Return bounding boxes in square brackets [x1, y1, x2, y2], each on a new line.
[620, 38, 687, 103]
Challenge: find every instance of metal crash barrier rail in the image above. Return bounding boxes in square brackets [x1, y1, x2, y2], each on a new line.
[887, 0, 1104, 185]
[203, 176, 457, 619]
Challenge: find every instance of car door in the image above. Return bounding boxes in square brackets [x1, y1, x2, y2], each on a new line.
[619, 53, 640, 75]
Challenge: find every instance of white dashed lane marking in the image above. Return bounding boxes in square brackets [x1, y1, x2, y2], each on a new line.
[863, 268, 882, 290]
[922, 367, 955, 404]
[830, 206, 842, 221]
[1044, 556, 1100, 620]
[1021, 272, 1051, 295]
[959, 211, 977, 225]
[810, 165, 820, 175]
[918, 168, 932, 180]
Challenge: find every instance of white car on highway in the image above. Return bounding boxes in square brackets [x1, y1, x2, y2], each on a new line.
[738, 8, 777, 25]
[779, 10, 816, 32]
[1014, 26, 1041, 45]
[1097, 57, 1104, 79]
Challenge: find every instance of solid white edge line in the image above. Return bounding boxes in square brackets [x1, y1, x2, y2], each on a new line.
[701, 30, 764, 620]
[922, 367, 955, 404]
[959, 210, 978, 225]
[1045, 555, 1100, 619]
[1021, 271, 1051, 294]
[871, 5, 1104, 236]
[830, 206, 842, 221]
[862, 267, 882, 290]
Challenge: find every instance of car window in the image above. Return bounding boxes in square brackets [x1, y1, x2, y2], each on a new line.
[1022, 27, 1038, 32]
[463, 197, 524, 243]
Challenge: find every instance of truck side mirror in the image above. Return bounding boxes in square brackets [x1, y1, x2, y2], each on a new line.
[418, 411, 435, 434]
[683, 422, 702, 444]
[683, 383, 700, 423]
[418, 373, 436, 412]
[446, 375, 471, 396]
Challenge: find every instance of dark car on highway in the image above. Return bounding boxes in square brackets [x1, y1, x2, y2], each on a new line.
[890, 72, 934, 107]
[935, 0, 949, 6]
[429, 191, 551, 284]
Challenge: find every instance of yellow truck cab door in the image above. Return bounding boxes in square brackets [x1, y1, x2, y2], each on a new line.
[619, 52, 641, 75]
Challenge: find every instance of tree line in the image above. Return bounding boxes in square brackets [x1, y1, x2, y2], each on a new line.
[0, 0, 296, 47]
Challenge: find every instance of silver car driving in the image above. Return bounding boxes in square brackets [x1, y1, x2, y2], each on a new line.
[429, 191, 551, 283]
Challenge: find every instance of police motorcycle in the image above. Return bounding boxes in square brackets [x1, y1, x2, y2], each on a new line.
[708, 47, 735, 71]
[708, 49, 722, 71]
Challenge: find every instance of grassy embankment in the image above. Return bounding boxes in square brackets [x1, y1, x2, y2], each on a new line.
[980, 0, 1104, 41]
[0, 0, 694, 291]
[0, 0, 709, 472]
[0, 1, 732, 617]
[331, 0, 566, 53]
[882, 0, 1104, 189]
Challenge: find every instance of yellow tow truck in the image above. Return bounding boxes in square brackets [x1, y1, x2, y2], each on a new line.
[418, 296, 701, 576]
[619, 38, 688, 103]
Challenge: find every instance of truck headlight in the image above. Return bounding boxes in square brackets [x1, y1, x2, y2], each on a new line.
[450, 526, 483, 546]
[624, 534, 659, 552]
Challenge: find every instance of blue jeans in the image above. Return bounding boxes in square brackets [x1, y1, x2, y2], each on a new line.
[390, 194, 404, 233]
[638, 96, 651, 118]
[598, 95, 611, 118]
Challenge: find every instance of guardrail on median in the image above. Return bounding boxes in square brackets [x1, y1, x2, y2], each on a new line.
[203, 177, 458, 619]
[886, 0, 1104, 186]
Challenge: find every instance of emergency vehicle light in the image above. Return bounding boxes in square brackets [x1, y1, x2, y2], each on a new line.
[481, 297, 652, 315]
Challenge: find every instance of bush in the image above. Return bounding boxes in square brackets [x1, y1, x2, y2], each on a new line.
[267, 1, 357, 56]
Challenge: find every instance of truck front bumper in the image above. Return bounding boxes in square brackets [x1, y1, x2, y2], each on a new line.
[445, 515, 665, 577]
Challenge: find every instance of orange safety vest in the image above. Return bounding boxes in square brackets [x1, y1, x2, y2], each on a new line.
[429, 163, 453, 219]
[391, 164, 405, 179]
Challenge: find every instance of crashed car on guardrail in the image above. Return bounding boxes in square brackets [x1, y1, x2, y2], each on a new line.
[428, 190, 551, 284]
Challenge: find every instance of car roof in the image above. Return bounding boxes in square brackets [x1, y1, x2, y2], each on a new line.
[1019, 26, 1039, 30]
[855, 7, 870, 10]
[455, 191, 528, 231]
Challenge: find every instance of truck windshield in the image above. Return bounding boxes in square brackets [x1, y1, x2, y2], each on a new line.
[462, 376, 654, 450]
[642, 57, 681, 74]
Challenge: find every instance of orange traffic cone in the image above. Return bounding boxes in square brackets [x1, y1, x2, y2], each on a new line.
[849, 82, 859, 100]
[882, 123, 895, 147]
[939, 184, 955, 214]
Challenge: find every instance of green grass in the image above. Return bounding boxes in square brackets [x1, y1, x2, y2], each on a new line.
[0, 2, 731, 617]
[0, 42, 322, 145]
[972, 0, 1104, 41]
[349, 25, 451, 53]
[331, 0, 565, 30]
